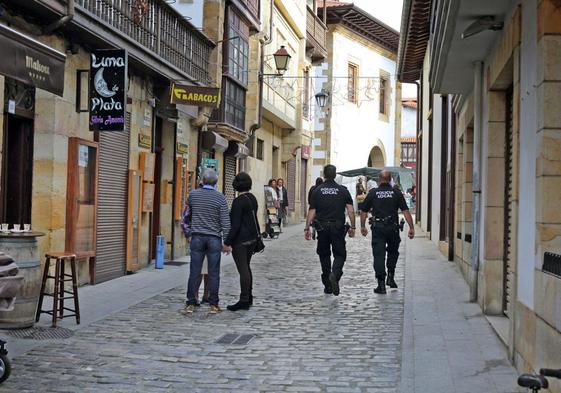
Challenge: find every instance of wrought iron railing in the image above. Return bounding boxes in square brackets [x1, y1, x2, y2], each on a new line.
[75, 0, 213, 83]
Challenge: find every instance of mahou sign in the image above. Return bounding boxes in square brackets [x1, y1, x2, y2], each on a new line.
[89, 49, 127, 131]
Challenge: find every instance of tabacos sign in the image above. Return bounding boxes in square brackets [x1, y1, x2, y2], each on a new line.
[169, 83, 220, 108]
[89, 49, 127, 131]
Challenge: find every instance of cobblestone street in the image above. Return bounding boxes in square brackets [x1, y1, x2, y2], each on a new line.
[2, 231, 405, 392]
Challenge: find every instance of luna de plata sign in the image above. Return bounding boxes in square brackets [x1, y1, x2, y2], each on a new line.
[89, 49, 128, 131]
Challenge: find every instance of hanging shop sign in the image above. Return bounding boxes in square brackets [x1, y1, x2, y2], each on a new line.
[301, 145, 311, 160]
[89, 49, 128, 131]
[169, 83, 220, 108]
[0, 24, 66, 96]
[138, 134, 152, 149]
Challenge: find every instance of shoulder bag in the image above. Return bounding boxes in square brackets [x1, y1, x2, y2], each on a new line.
[243, 194, 265, 254]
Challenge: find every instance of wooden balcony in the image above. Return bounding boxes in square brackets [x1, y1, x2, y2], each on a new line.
[306, 6, 327, 63]
[75, 0, 214, 84]
[230, 0, 260, 32]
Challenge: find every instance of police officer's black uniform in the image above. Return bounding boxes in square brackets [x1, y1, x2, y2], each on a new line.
[360, 183, 409, 293]
[309, 180, 353, 293]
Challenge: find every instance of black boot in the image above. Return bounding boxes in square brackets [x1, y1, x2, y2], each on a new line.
[374, 279, 387, 294]
[324, 286, 333, 294]
[329, 272, 340, 296]
[227, 301, 250, 311]
[386, 273, 398, 289]
[249, 295, 253, 306]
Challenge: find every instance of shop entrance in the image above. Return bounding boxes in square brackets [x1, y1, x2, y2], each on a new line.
[1, 79, 35, 226]
[1, 115, 34, 225]
[151, 117, 164, 260]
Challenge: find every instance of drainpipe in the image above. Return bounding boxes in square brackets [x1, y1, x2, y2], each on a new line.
[470, 61, 483, 302]
[43, 0, 75, 34]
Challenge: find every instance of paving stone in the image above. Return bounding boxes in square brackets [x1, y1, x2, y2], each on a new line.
[0, 231, 406, 392]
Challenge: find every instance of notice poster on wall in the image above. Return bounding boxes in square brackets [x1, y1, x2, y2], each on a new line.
[89, 49, 127, 131]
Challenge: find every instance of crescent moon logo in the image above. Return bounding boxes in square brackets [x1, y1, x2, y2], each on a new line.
[94, 68, 118, 98]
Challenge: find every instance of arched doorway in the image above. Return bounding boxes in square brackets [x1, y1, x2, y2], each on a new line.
[367, 146, 385, 167]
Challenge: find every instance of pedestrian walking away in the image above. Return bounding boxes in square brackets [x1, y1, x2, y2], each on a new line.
[224, 172, 261, 312]
[360, 170, 414, 294]
[308, 177, 324, 240]
[181, 168, 231, 315]
[305, 165, 355, 296]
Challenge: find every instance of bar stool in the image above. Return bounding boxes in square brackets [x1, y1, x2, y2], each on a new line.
[36, 252, 80, 327]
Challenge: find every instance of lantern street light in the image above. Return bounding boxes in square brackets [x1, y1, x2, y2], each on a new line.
[315, 89, 330, 108]
[272, 46, 291, 74]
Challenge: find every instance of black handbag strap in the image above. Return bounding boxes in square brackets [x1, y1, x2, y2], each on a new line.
[242, 193, 261, 239]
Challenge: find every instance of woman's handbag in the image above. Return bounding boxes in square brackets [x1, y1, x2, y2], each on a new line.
[243, 194, 265, 254]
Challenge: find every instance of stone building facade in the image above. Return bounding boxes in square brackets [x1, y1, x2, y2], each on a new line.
[398, 0, 561, 389]
[0, 0, 214, 284]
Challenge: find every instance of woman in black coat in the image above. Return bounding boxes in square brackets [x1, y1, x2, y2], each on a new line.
[224, 172, 261, 311]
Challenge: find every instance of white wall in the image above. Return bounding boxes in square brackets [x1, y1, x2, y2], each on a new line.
[517, 0, 538, 309]
[401, 105, 417, 138]
[328, 30, 397, 172]
[430, 95, 443, 243]
[420, 51, 430, 231]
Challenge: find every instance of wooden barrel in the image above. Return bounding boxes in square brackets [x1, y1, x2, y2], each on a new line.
[0, 235, 41, 329]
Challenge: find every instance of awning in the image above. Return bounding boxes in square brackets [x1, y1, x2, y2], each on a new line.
[225, 141, 249, 159]
[0, 24, 66, 96]
[337, 166, 416, 190]
[201, 131, 228, 152]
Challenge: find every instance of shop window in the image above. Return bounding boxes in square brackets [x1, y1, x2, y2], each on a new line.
[66, 138, 98, 255]
[256, 138, 264, 161]
[348, 63, 358, 103]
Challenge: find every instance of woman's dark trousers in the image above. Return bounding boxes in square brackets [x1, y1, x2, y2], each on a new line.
[232, 243, 256, 303]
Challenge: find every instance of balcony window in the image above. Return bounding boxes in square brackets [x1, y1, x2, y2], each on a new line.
[226, 9, 250, 86]
[224, 79, 246, 131]
[380, 77, 388, 115]
[256, 139, 264, 161]
[348, 63, 358, 103]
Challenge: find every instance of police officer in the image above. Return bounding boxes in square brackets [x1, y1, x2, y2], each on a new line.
[360, 170, 414, 294]
[305, 165, 355, 296]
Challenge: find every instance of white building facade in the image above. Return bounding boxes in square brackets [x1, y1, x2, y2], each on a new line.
[312, 2, 401, 180]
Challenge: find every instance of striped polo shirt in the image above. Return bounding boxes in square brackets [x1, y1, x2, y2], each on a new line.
[187, 186, 231, 240]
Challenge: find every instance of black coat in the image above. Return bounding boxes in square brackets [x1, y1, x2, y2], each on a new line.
[277, 187, 289, 208]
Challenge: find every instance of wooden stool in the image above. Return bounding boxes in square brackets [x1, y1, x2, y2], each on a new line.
[36, 253, 80, 327]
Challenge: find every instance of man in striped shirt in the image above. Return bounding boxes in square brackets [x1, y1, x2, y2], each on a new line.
[181, 168, 231, 314]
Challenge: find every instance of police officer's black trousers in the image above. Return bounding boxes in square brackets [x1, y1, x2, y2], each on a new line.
[316, 222, 347, 287]
[372, 223, 401, 281]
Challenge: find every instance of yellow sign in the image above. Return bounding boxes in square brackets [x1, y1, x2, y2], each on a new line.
[138, 134, 152, 149]
[176, 142, 189, 155]
[170, 83, 220, 108]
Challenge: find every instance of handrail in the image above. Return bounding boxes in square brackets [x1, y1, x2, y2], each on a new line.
[75, 0, 214, 84]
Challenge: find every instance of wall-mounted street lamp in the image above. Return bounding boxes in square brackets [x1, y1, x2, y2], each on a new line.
[272, 46, 291, 75]
[315, 89, 329, 108]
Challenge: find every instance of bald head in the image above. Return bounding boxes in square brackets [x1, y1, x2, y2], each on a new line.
[378, 170, 392, 184]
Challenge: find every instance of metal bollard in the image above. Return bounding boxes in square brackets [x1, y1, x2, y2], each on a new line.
[155, 235, 165, 269]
